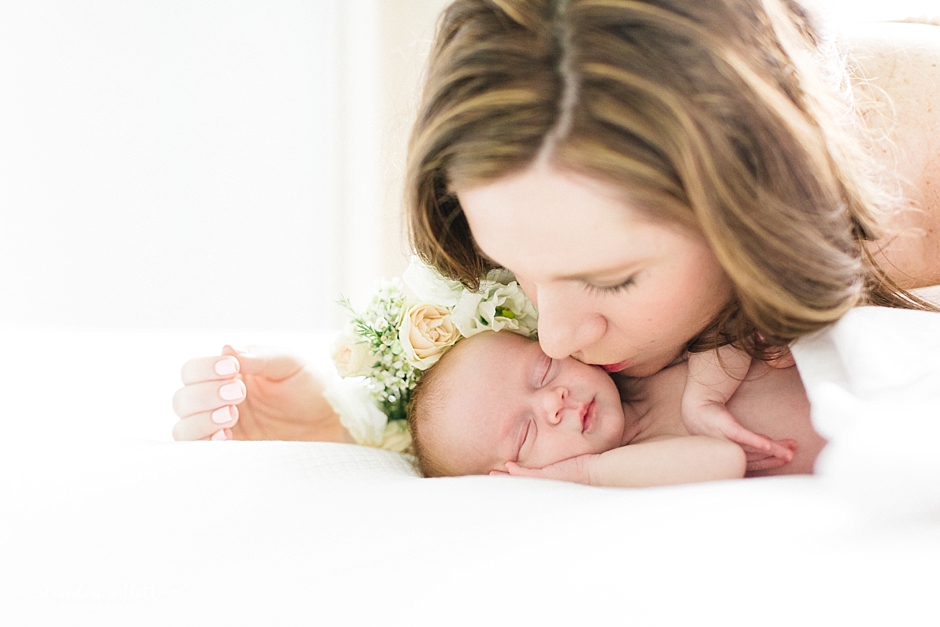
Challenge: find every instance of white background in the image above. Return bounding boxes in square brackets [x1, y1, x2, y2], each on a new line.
[0, 0, 935, 332]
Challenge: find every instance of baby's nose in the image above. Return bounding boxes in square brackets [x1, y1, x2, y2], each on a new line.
[542, 386, 569, 426]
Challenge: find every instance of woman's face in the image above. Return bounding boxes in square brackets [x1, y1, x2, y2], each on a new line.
[456, 160, 734, 377]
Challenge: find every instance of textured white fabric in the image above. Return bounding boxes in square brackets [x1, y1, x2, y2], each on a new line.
[792, 306, 940, 518]
[2, 318, 939, 626]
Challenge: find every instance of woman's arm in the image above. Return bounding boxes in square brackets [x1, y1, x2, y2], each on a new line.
[844, 22, 940, 287]
[505, 435, 746, 487]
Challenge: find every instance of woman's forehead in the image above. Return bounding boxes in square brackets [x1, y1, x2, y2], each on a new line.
[457, 164, 654, 275]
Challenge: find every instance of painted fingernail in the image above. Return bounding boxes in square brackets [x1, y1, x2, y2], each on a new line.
[219, 381, 245, 401]
[214, 358, 238, 376]
[211, 406, 236, 424]
[211, 429, 228, 441]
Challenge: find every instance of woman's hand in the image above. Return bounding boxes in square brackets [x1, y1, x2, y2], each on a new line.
[171, 345, 353, 443]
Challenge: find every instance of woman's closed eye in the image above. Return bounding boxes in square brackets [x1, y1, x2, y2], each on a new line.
[581, 276, 635, 296]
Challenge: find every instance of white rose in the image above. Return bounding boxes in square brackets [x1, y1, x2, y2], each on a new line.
[483, 267, 517, 285]
[402, 257, 465, 307]
[322, 378, 388, 446]
[452, 291, 487, 337]
[331, 331, 374, 377]
[398, 303, 462, 369]
[453, 280, 539, 338]
[378, 420, 414, 454]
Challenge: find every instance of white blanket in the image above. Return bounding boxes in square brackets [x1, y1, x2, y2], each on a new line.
[1, 306, 939, 626]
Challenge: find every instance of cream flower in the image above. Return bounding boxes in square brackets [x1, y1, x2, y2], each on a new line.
[331, 331, 374, 377]
[378, 420, 414, 454]
[402, 256, 465, 307]
[398, 303, 461, 369]
[322, 377, 388, 447]
[452, 280, 539, 338]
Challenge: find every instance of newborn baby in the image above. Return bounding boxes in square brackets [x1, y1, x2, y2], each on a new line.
[408, 331, 826, 487]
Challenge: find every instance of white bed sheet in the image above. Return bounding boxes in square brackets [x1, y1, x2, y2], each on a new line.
[1, 307, 939, 626]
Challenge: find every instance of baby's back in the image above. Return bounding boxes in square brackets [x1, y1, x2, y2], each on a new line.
[726, 362, 826, 475]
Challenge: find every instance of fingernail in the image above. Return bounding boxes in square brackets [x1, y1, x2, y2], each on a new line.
[212, 406, 235, 424]
[214, 358, 238, 376]
[219, 381, 245, 401]
[211, 429, 228, 441]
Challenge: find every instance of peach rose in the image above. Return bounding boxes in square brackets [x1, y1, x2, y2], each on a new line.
[331, 331, 373, 377]
[398, 303, 461, 369]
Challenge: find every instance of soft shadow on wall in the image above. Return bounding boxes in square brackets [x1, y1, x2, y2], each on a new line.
[0, 0, 447, 332]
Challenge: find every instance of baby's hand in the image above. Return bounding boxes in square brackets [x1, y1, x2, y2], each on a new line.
[683, 346, 795, 471]
[500, 455, 599, 485]
[686, 402, 796, 471]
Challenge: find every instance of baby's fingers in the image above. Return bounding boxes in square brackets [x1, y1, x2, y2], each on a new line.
[742, 438, 797, 469]
[719, 420, 794, 462]
[746, 454, 790, 472]
[180, 355, 240, 385]
[504, 462, 541, 478]
[719, 422, 774, 453]
[763, 437, 797, 462]
[172, 406, 238, 441]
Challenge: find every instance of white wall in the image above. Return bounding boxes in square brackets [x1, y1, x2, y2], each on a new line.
[0, 0, 933, 331]
[824, 0, 938, 23]
[333, 0, 450, 311]
[0, 1, 345, 330]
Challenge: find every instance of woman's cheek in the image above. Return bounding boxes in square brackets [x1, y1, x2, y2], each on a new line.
[516, 275, 538, 307]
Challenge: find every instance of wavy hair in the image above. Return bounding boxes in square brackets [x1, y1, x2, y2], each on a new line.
[406, 0, 933, 357]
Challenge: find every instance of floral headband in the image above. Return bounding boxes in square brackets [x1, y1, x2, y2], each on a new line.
[329, 257, 538, 443]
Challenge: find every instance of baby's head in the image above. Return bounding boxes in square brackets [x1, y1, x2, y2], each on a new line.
[408, 331, 626, 477]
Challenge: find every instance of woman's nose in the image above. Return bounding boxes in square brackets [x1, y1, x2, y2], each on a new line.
[534, 287, 607, 360]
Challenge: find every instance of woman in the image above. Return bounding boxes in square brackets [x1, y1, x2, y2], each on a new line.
[172, 1, 939, 464]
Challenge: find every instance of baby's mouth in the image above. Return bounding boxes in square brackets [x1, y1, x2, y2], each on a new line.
[580, 399, 596, 434]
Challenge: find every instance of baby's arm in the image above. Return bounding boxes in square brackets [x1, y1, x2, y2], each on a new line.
[681, 345, 749, 434]
[505, 435, 746, 487]
[682, 346, 794, 470]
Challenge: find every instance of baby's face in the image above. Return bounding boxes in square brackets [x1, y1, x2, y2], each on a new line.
[428, 332, 626, 475]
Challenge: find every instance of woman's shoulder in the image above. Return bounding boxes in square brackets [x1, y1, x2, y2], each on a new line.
[842, 21, 940, 287]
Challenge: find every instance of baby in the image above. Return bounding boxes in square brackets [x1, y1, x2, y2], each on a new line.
[407, 331, 826, 487]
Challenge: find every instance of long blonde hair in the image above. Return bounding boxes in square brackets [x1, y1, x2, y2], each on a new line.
[407, 0, 932, 357]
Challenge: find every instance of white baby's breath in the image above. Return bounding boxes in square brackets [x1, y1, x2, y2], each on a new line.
[333, 259, 538, 434]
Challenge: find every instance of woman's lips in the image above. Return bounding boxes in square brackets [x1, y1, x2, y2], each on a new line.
[600, 359, 633, 373]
